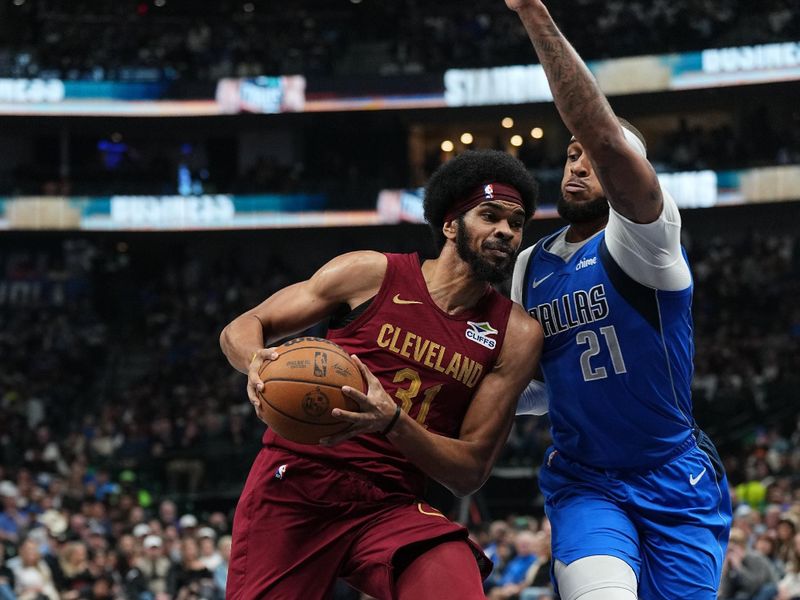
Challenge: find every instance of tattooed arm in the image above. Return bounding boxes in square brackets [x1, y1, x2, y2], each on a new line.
[506, 0, 662, 223]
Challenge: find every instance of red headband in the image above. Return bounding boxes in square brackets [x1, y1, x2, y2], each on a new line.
[444, 182, 524, 224]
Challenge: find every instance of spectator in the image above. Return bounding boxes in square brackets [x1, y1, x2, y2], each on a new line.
[489, 530, 539, 599]
[719, 527, 779, 600]
[77, 574, 115, 600]
[483, 519, 514, 591]
[754, 533, 784, 578]
[196, 528, 220, 572]
[490, 527, 553, 600]
[212, 535, 231, 597]
[58, 542, 94, 599]
[165, 537, 214, 599]
[778, 515, 799, 566]
[519, 527, 553, 600]
[0, 551, 15, 600]
[7, 538, 60, 600]
[0, 480, 29, 546]
[134, 535, 171, 598]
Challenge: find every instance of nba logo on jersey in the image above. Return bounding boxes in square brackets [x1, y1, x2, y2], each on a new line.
[466, 321, 498, 349]
[484, 184, 494, 198]
[274, 464, 288, 480]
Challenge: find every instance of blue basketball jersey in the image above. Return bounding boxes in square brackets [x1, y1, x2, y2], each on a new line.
[520, 228, 695, 469]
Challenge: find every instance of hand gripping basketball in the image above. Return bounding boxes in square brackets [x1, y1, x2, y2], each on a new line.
[320, 355, 402, 446]
[247, 348, 279, 423]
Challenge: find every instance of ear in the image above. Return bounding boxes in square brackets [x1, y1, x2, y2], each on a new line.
[442, 219, 458, 242]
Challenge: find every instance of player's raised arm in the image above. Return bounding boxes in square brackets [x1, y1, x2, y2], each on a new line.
[327, 305, 543, 497]
[506, 0, 661, 223]
[219, 251, 386, 374]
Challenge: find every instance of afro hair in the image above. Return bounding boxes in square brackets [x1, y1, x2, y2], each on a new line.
[423, 150, 538, 250]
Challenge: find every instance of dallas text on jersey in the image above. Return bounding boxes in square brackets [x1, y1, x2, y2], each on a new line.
[528, 284, 609, 338]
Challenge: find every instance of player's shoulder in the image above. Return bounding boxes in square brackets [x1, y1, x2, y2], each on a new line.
[512, 241, 541, 280]
[515, 244, 534, 274]
[494, 303, 542, 373]
[326, 250, 388, 275]
[505, 303, 543, 347]
[314, 251, 388, 297]
[517, 241, 543, 264]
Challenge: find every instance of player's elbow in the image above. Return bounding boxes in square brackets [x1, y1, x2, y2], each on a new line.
[449, 468, 490, 498]
[219, 324, 231, 354]
[450, 481, 479, 498]
[219, 322, 240, 363]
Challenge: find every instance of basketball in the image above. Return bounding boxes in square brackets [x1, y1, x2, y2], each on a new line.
[257, 337, 365, 444]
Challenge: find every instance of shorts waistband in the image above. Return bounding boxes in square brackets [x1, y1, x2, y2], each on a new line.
[262, 443, 423, 498]
[555, 431, 698, 477]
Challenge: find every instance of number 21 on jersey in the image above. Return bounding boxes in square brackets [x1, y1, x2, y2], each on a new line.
[576, 325, 627, 381]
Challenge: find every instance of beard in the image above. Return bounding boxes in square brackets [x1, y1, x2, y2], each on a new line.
[455, 217, 517, 284]
[557, 193, 609, 223]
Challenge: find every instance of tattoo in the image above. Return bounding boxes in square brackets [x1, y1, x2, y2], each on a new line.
[524, 13, 616, 137]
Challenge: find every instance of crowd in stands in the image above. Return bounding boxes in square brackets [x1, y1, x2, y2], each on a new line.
[1, 0, 798, 81]
[3, 0, 799, 202]
[0, 223, 798, 599]
[6, 102, 800, 203]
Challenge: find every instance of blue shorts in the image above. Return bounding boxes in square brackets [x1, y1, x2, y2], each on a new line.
[539, 432, 732, 599]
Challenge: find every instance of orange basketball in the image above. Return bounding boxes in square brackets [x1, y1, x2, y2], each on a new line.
[257, 337, 365, 444]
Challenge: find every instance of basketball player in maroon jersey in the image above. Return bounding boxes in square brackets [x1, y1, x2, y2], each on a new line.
[220, 149, 543, 600]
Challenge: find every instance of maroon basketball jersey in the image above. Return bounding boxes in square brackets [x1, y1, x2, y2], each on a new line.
[262, 253, 514, 496]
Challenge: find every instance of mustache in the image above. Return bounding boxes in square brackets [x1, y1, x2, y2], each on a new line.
[483, 241, 515, 254]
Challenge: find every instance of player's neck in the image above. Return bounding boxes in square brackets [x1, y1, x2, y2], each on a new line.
[565, 217, 608, 243]
[421, 254, 489, 316]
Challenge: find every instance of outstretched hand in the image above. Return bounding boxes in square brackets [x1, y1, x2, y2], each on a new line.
[320, 355, 400, 446]
[247, 348, 279, 423]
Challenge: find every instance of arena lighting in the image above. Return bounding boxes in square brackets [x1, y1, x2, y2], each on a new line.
[154, 0, 166, 6]
[12, 0, 25, 6]
[243, 2, 255, 13]
[460, 132, 474, 144]
[531, 127, 544, 139]
[350, 0, 363, 4]
[441, 140, 454, 152]
[501, 117, 514, 128]
[510, 135, 523, 147]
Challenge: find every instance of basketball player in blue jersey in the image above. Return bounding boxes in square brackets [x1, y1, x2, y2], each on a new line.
[504, 1, 732, 598]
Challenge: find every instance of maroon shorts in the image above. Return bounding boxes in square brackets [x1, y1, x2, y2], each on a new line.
[227, 447, 490, 600]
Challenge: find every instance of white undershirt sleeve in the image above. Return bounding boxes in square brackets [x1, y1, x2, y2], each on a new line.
[511, 244, 549, 415]
[605, 188, 691, 291]
[516, 379, 549, 415]
[511, 245, 535, 304]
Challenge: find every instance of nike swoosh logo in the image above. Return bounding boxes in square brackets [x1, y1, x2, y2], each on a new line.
[532, 273, 554, 288]
[392, 294, 423, 305]
[689, 468, 707, 486]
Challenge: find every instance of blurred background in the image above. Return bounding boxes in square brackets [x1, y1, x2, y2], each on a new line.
[0, 1, 798, 598]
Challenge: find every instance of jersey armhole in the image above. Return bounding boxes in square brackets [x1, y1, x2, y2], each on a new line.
[598, 238, 662, 331]
[328, 297, 375, 330]
[327, 253, 394, 336]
